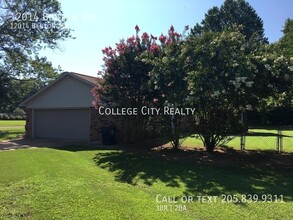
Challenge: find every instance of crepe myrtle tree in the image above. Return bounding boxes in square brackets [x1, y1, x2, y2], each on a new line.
[252, 52, 293, 110]
[92, 25, 160, 143]
[183, 27, 292, 153]
[141, 25, 191, 149]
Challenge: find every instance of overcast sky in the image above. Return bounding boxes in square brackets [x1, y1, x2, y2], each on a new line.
[40, 0, 293, 77]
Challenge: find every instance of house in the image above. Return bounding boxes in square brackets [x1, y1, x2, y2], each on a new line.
[20, 72, 119, 141]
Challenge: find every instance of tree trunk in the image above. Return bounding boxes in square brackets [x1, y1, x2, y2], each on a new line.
[203, 136, 216, 153]
[171, 116, 181, 150]
[206, 144, 215, 154]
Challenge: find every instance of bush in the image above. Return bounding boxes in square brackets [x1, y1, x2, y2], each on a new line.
[247, 111, 268, 126]
[268, 107, 293, 126]
[0, 111, 26, 120]
[1, 113, 10, 120]
[15, 115, 23, 120]
[14, 107, 26, 116]
[247, 107, 293, 126]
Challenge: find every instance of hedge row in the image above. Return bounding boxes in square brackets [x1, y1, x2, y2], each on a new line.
[247, 107, 293, 126]
[0, 113, 26, 120]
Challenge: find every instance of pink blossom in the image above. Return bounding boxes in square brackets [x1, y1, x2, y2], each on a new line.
[92, 100, 98, 109]
[135, 25, 140, 33]
[102, 46, 115, 57]
[159, 34, 167, 44]
[96, 83, 104, 91]
[127, 36, 135, 44]
[150, 43, 159, 53]
[166, 38, 172, 45]
[174, 32, 181, 38]
[168, 25, 175, 38]
[116, 42, 126, 54]
[141, 32, 150, 41]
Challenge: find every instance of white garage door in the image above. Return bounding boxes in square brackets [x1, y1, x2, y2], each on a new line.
[35, 109, 90, 140]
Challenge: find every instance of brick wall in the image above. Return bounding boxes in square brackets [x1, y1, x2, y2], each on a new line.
[90, 107, 127, 143]
[25, 108, 33, 138]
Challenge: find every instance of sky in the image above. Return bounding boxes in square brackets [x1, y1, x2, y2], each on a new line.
[41, 0, 293, 77]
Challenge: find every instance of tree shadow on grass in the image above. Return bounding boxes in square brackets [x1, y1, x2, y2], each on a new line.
[247, 131, 293, 138]
[93, 150, 293, 201]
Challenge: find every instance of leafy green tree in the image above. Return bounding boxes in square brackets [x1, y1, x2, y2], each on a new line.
[0, 70, 11, 111]
[255, 51, 293, 110]
[184, 28, 293, 153]
[268, 18, 293, 108]
[191, 0, 267, 42]
[0, 0, 72, 111]
[276, 19, 293, 57]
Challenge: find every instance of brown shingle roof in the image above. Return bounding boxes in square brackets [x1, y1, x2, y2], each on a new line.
[69, 72, 98, 85]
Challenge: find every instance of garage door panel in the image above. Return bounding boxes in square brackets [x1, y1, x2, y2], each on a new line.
[35, 109, 89, 140]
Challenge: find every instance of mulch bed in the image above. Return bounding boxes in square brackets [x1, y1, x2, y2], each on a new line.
[149, 145, 293, 171]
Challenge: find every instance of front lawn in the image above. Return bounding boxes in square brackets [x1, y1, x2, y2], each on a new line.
[0, 120, 25, 141]
[0, 147, 292, 219]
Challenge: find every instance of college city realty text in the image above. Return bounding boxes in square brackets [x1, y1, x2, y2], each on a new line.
[97, 106, 197, 116]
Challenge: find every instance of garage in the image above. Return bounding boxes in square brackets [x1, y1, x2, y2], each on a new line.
[35, 109, 90, 140]
[20, 72, 98, 141]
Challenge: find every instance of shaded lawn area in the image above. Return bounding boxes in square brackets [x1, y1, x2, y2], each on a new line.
[183, 128, 293, 152]
[0, 120, 25, 141]
[0, 146, 292, 220]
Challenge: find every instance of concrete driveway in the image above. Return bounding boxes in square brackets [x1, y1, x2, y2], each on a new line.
[0, 138, 101, 151]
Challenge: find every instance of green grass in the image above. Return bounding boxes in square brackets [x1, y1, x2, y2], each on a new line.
[183, 128, 293, 152]
[0, 120, 25, 141]
[0, 147, 292, 219]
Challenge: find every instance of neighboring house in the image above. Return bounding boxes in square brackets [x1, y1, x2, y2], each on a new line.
[20, 72, 118, 141]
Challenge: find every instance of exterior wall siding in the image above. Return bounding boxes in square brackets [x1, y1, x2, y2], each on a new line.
[24, 76, 94, 109]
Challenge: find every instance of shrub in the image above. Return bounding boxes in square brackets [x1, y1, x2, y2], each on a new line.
[14, 107, 26, 116]
[2, 113, 10, 120]
[268, 107, 293, 126]
[15, 115, 23, 120]
[9, 115, 16, 120]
